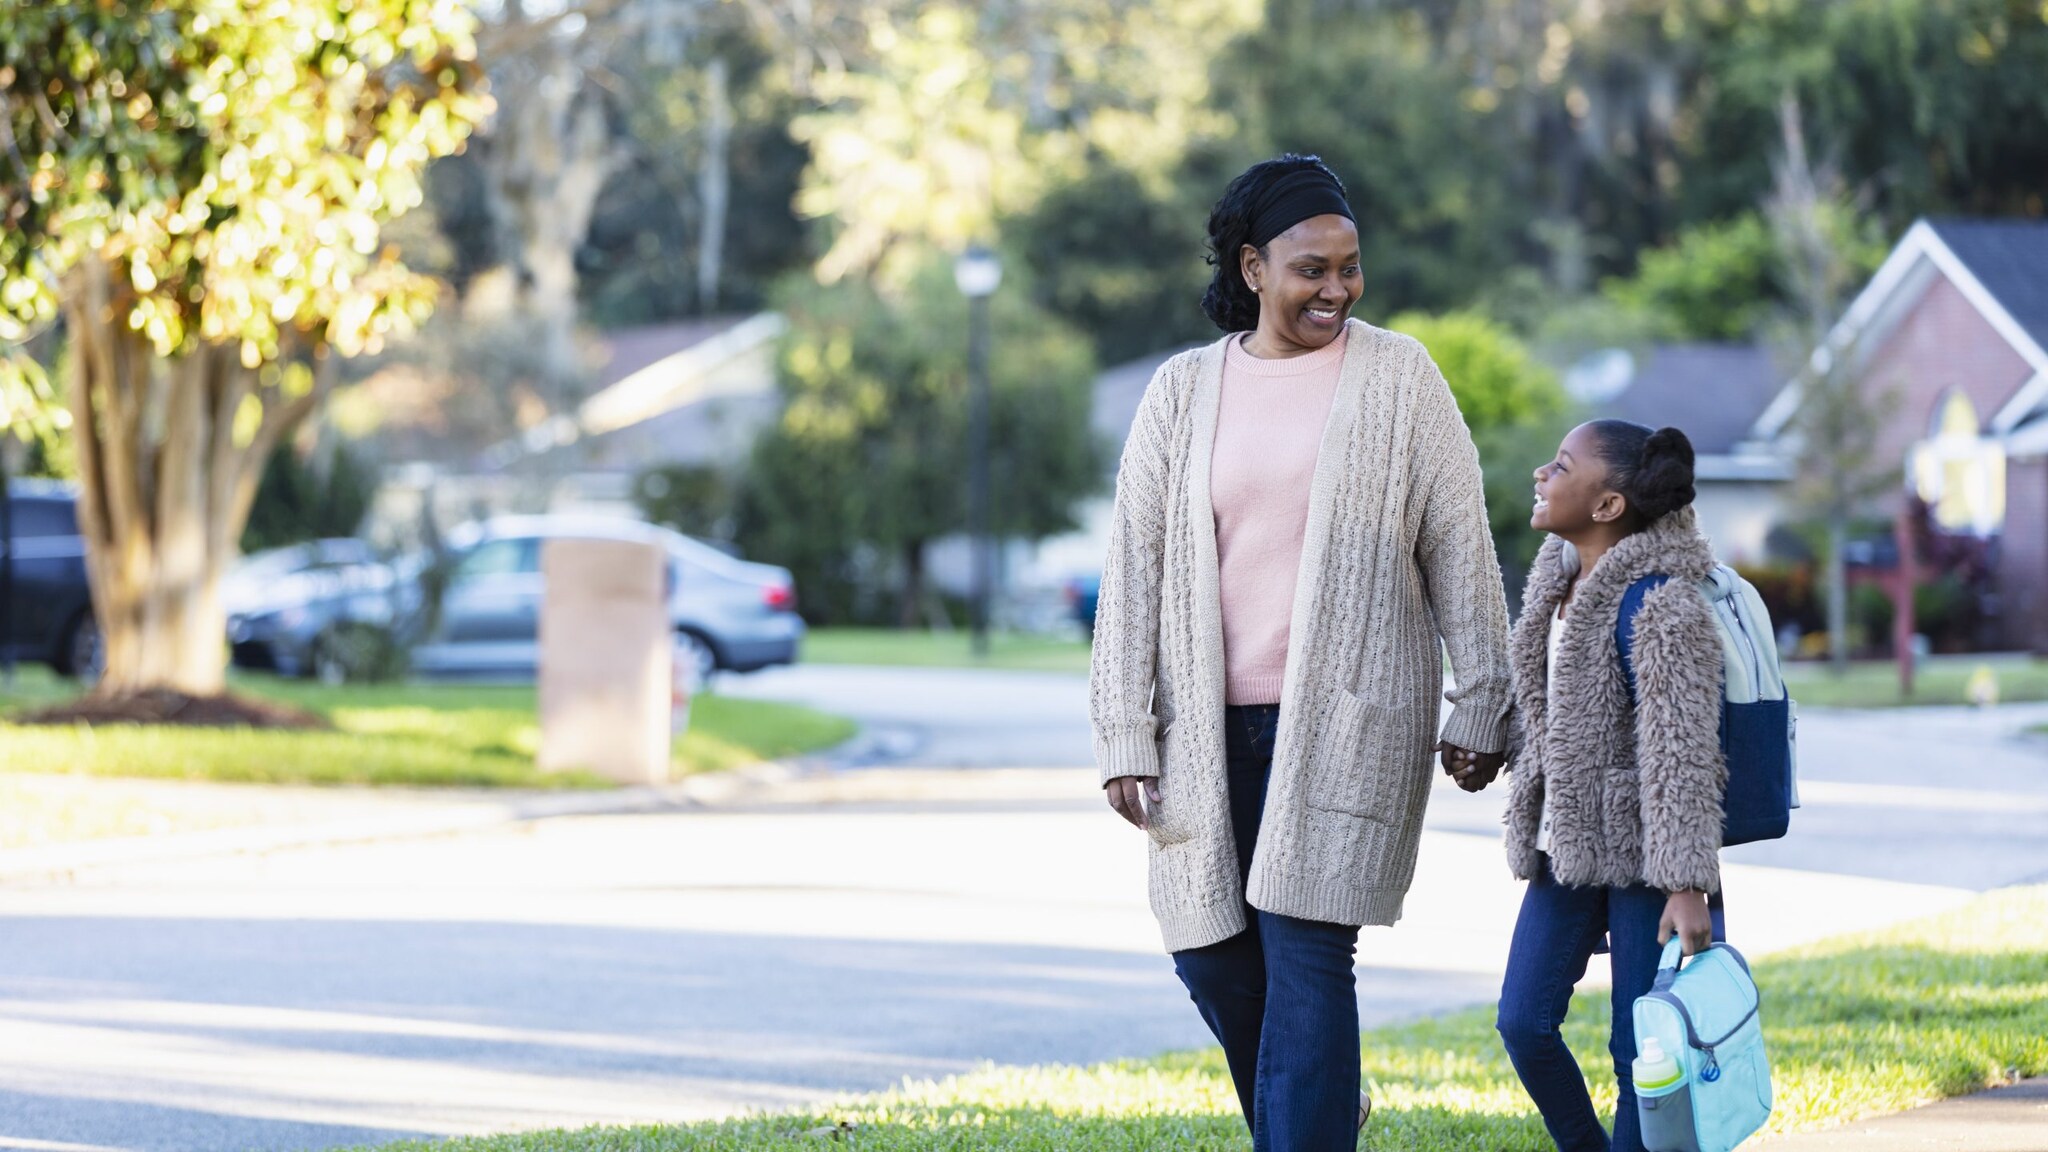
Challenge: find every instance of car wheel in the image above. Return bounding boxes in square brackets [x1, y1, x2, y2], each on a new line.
[65, 616, 105, 687]
[677, 631, 718, 693]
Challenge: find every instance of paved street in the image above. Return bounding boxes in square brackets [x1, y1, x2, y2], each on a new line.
[0, 668, 2042, 1150]
[722, 664, 1095, 768]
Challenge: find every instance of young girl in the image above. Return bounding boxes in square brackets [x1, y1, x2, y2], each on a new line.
[1491, 419, 1727, 1152]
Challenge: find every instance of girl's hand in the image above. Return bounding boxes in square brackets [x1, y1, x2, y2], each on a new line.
[1435, 741, 1503, 792]
[1658, 890, 1714, 956]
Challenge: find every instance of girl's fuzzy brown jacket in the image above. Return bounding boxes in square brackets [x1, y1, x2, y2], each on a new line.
[1504, 508, 1727, 893]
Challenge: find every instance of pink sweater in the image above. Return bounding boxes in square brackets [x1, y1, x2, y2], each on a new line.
[1211, 329, 1347, 705]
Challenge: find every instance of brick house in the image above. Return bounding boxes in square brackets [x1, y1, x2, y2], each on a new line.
[1750, 218, 2048, 651]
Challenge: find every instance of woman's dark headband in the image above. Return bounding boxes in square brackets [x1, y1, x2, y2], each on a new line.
[1247, 169, 1355, 248]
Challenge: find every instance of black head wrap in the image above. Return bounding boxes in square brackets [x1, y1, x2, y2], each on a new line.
[1247, 168, 1355, 248]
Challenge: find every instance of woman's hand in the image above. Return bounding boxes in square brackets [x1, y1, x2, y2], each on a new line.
[1105, 775, 1162, 830]
[1659, 890, 1714, 956]
[1436, 742, 1503, 792]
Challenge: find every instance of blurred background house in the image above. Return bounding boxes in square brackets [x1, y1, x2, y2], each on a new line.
[1746, 218, 2048, 654]
[358, 312, 786, 547]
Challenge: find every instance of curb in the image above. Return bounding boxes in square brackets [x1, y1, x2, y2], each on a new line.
[0, 754, 828, 885]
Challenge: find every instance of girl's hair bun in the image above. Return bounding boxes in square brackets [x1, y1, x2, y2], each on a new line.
[1632, 427, 1697, 521]
[1585, 420, 1697, 523]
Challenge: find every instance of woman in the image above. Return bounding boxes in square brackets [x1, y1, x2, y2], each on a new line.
[1496, 420, 1725, 1152]
[1091, 153, 1514, 1150]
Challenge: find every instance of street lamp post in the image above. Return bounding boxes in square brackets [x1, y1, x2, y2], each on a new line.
[954, 245, 1002, 659]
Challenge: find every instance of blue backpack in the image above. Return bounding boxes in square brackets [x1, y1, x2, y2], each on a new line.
[1617, 567, 1799, 847]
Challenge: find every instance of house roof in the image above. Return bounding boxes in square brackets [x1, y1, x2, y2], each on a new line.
[1092, 345, 1201, 466]
[581, 392, 781, 472]
[591, 318, 752, 391]
[1925, 218, 2048, 360]
[1752, 217, 2048, 441]
[1592, 343, 1782, 457]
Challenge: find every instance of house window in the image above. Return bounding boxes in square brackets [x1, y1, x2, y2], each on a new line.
[1910, 391, 2006, 535]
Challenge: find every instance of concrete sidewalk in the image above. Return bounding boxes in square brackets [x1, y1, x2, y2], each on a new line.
[0, 755, 817, 884]
[1759, 1079, 2048, 1151]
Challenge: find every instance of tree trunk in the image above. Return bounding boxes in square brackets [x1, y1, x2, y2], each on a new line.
[478, 48, 624, 403]
[1826, 514, 1849, 677]
[63, 257, 324, 698]
[899, 538, 925, 630]
[696, 54, 732, 315]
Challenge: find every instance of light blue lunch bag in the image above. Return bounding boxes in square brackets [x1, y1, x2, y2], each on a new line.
[1632, 938, 1774, 1152]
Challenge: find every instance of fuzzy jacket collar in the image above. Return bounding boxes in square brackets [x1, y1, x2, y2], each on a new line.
[1521, 507, 1717, 619]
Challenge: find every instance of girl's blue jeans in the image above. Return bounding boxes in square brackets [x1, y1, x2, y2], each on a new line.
[1497, 858, 1669, 1152]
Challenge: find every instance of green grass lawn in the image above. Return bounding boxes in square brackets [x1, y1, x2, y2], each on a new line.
[0, 668, 856, 788]
[1782, 656, 2048, 709]
[353, 884, 2048, 1150]
[803, 628, 1092, 674]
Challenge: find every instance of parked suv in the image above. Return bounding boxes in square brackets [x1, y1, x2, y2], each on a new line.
[408, 515, 803, 682]
[0, 480, 100, 680]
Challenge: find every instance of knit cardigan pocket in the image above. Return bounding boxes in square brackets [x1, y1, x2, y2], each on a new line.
[1146, 724, 1199, 846]
[1304, 690, 1418, 823]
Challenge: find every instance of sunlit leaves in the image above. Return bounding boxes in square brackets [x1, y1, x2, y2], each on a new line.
[791, 0, 1256, 285]
[0, 0, 489, 396]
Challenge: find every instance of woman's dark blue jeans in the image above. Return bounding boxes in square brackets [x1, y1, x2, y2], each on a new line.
[1497, 858, 1668, 1152]
[1169, 704, 1361, 1152]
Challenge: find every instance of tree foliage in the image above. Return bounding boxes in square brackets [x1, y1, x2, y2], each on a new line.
[789, 0, 1254, 285]
[241, 441, 378, 554]
[2, 0, 486, 373]
[737, 254, 1103, 624]
[0, 0, 485, 695]
[1388, 310, 1573, 584]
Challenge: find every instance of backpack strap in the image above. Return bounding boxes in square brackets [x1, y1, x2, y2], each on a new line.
[1615, 573, 1673, 709]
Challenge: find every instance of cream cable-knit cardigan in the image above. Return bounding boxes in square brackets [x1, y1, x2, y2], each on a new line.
[1091, 319, 1514, 951]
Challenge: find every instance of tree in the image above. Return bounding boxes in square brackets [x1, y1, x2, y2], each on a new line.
[1386, 310, 1573, 589]
[1600, 214, 1779, 342]
[465, 0, 632, 411]
[789, 0, 1255, 286]
[634, 463, 737, 541]
[581, 19, 811, 326]
[0, 0, 486, 697]
[1765, 97, 1898, 674]
[1596, 210, 1888, 343]
[241, 440, 379, 555]
[736, 252, 1103, 625]
[1684, 0, 2048, 231]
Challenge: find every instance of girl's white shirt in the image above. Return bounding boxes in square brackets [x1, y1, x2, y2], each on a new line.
[1536, 605, 1566, 854]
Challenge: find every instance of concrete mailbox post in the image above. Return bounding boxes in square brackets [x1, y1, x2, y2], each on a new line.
[538, 537, 672, 785]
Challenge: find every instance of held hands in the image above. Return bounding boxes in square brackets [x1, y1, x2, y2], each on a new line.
[1436, 741, 1504, 792]
[1112, 740, 1503, 829]
[1104, 775, 1162, 830]
[1658, 890, 1714, 956]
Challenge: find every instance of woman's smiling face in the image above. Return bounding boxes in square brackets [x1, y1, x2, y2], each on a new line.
[1240, 214, 1361, 352]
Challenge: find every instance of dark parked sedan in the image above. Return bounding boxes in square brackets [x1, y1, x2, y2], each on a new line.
[0, 480, 100, 681]
[223, 539, 413, 683]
